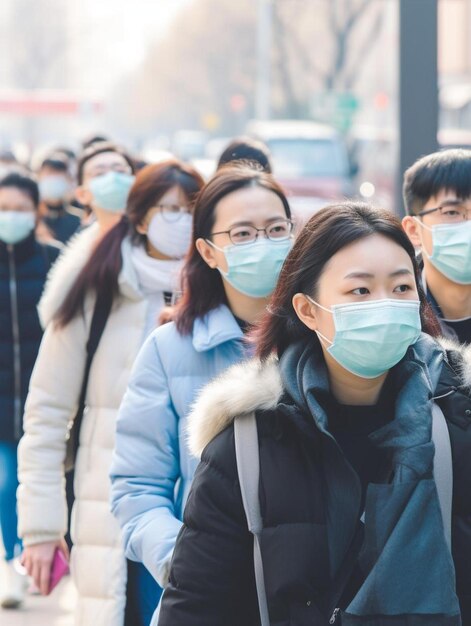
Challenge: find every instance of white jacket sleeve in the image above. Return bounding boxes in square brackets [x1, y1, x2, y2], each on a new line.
[17, 313, 87, 546]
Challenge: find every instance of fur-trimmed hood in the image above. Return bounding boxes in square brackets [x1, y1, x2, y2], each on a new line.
[187, 337, 471, 459]
[38, 223, 100, 328]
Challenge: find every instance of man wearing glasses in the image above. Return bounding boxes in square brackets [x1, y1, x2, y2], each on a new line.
[402, 149, 471, 343]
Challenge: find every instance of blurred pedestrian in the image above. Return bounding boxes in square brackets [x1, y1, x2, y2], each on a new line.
[402, 149, 471, 343]
[0, 173, 61, 609]
[158, 201, 471, 626]
[81, 133, 111, 151]
[17, 159, 203, 626]
[37, 155, 81, 243]
[19, 158, 202, 626]
[217, 136, 272, 172]
[110, 165, 293, 624]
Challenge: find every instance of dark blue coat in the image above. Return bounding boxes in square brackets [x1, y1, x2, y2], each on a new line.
[0, 233, 60, 442]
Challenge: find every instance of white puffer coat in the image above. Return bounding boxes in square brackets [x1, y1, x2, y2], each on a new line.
[17, 225, 170, 626]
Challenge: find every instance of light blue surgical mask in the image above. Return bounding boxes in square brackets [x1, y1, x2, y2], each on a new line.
[0, 211, 36, 245]
[208, 238, 292, 298]
[416, 218, 471, 284]
[306, 296, 422, 378]
[39, 175, 70, 202]
[89, 171, 135, 213]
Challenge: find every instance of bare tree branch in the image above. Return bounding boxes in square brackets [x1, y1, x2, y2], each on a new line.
[343, 5, 385, 91]
[277, 6, 328, 84]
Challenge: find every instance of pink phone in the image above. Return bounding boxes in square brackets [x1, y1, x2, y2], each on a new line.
[48, 548, 70, 594]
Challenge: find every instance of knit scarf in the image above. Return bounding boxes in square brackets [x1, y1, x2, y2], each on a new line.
[130, 243, 182, 296]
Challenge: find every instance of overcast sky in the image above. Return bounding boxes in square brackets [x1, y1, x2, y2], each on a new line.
[67, 0, 192, 93]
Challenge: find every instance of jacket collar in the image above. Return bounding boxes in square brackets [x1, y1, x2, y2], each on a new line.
[187, 333, 470, 458]
[0, 231, 36, 263]
[192, 305, 243, 353]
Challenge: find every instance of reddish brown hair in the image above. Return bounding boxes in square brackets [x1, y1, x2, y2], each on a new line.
[254, 201, 441, 360]
[54, 159, 204, 328]
[174, 165, 291, 335]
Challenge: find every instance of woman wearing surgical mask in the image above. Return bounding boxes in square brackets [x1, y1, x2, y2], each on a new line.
[17, 159, 204, 626]
[110, 166, 293, 623]
[158, 202, 471, 626]
[0, 174, 61, 610]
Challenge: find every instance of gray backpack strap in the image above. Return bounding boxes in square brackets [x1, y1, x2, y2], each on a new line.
[432, 403, 453, 550]
[234, 413, 270, 626]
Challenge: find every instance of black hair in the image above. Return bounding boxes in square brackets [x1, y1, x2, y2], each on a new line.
[77, 141, 135, 185]
[0, 173, 40, 208]
[81, 134, 110, 150]
[40, 157, 69, 173]
[217, 136, 272, 173]
[403, 148, 471, 215]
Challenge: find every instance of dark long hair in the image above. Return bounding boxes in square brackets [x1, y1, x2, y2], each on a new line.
[174, 165, 292, 334]
[254, 201, 441, 360]
[54, 159, 204, 328]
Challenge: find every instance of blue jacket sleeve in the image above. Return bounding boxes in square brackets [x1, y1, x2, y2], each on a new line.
[110, 330, 182, 586]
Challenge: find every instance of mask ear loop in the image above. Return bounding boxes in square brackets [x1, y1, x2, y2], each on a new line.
[412, 216, 433, 261]
[304, 294, 334, 346]
[205, 239, 224, 252]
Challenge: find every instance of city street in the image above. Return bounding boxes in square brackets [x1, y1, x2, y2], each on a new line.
[1, 579, 75, 626]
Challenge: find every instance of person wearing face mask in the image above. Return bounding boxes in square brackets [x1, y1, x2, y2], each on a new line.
[109, 165, 293, 624]
[0, 173, 61, 610]
[34, 142, 137, 559]
[17, 159, 203, 626]
[37, 155, 81, 244]
[37, 142, 137, 329]
[157, 202, 471, 626]
[402, 149, 471, 344]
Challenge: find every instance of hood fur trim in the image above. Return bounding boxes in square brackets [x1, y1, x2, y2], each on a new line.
[187, 357, 283, 458]
[187, 336, 471, 459]
[436, 336, 471, 388]
[38, 223, 100, 328]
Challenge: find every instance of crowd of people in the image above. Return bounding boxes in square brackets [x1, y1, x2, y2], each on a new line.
[0, 134, 470, 626]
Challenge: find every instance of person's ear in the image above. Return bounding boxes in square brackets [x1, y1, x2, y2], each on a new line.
[196, 238, 218, 268]
[292, 293, 318, 331]
[75, 185, 92, 208]
[402, 215, 422, 248]
[135, 220, 148, 236]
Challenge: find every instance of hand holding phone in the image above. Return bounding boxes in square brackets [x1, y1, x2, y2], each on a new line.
[48, 548, 70, 594]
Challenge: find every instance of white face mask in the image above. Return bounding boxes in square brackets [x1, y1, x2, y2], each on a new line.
[0, 211, 35, 245]
[147, 212, 193, 259]
[415, 217, 471, 284]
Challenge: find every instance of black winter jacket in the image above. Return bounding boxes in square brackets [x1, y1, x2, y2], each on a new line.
[42, 204, 81, 244]
[0, 233, 60, 442]
[158, 336, 471, 626]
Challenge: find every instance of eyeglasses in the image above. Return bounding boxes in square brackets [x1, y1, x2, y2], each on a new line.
[155, 204, 191, 223]
[418, 201, 471, 223]
[210, 219, 293, 245]
[88, 164, 133, 179]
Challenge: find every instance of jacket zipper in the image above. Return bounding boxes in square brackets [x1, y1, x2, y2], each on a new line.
[8, 245, 22, 439]
[330, 608, 340, 623]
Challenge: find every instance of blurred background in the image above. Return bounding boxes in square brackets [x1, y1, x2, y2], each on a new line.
[0, 0, 469, 215]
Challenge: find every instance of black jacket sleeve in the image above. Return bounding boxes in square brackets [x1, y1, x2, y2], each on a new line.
[449, 417, 471, 625]
[158, 425, 260, 626]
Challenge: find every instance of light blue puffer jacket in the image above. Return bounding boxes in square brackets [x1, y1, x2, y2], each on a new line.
[110, 304, 248, 586]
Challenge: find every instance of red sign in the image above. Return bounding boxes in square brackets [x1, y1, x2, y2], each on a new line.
[0, 91, 104, 116]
